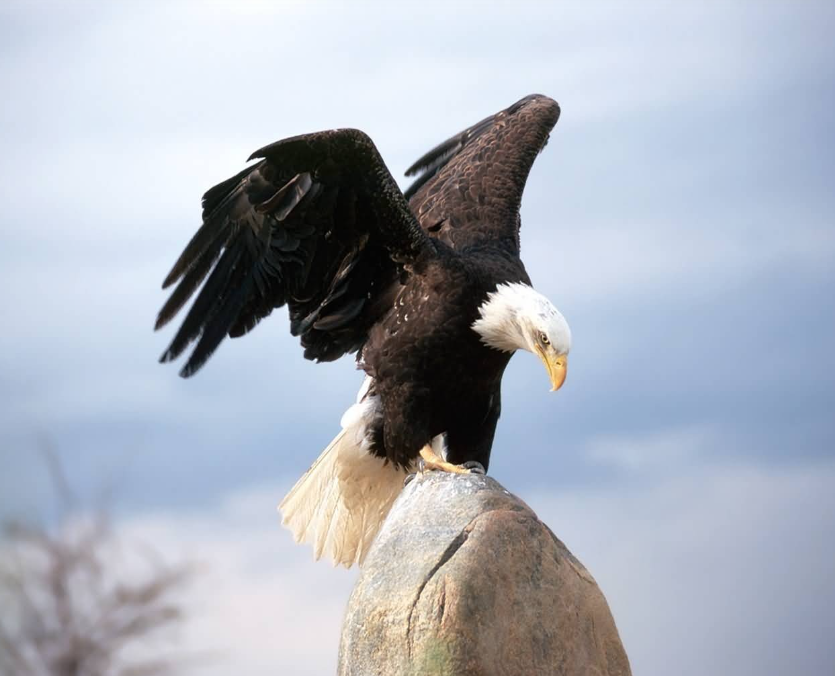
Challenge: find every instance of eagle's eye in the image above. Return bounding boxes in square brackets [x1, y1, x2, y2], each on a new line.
[539, 332, 550, 346]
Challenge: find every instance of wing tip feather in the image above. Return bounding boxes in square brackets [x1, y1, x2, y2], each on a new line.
[161, 269, 180, 290]
[404, 93, 561, 201]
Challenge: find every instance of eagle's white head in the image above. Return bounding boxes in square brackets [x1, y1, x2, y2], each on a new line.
[471, 282, 571, 391]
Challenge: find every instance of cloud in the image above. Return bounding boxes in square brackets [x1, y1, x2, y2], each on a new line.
[584, 424, 717, 472]
[522, 212, 835, 306]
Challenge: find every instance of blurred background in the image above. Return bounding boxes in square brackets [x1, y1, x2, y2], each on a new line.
[1, 1, 833, 674]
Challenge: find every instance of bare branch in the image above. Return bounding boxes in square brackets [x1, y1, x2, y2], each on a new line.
[0, 448, 197, 676]
[38, 438, 77, 514]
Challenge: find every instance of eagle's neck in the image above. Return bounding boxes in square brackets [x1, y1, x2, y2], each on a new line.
[471, 283, 531, 353]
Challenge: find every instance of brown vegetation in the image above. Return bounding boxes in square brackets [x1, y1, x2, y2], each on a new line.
[0, 449, 195, 676]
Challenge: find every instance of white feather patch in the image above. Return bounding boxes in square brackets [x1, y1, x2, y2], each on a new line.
[278, 379, 412, 568]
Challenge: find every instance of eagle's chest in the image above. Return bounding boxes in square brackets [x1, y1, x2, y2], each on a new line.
[369, 305, 509, 417]
[366, 272, 486, 377]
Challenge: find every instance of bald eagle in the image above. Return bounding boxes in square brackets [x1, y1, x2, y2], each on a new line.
[156, 94, 571, 566]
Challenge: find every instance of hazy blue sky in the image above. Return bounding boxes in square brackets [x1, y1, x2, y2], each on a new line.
[1, 1, 833, 674]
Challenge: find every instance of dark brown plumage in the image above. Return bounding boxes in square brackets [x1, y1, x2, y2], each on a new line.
[157, 94, 560, 470]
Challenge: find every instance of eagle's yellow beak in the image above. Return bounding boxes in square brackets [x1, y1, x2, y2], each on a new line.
[536, 348, 568, 392]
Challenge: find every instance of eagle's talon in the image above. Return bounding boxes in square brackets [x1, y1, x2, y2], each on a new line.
[417, 445, 476, 474]
[461, 461, 486, 475]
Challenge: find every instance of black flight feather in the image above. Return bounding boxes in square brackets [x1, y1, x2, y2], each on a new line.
[155, 230, 227, 330]
[159, 236, 247, 363]
[179, 275, 255, 378]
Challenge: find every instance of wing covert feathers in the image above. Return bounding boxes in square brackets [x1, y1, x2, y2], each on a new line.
[405, 94, 560, 251]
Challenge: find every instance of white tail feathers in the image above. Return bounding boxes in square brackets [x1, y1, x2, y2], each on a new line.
[278, 428, 409, 568]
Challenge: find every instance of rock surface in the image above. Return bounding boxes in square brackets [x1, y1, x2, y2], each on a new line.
[338, 471, 631, 676]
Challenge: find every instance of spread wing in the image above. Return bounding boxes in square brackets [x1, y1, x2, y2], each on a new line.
[156, 129, 430, 377]
[405, 94, 560, 252]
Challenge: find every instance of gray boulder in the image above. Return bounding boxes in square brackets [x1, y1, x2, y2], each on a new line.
[338, 471, 631, 676]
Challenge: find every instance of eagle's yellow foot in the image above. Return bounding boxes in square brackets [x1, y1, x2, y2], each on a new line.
[418, 445, 484, 475]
